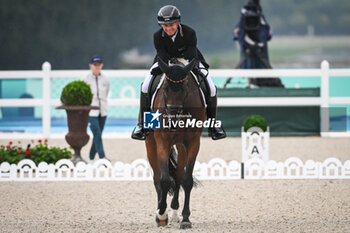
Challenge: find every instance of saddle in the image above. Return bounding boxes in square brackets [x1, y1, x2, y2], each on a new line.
[148, 59, 208, 109]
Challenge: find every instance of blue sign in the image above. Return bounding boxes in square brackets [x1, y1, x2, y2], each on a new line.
[143, 110, 161, 129]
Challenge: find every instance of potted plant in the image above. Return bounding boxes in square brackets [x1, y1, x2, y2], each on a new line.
[241, 115, 270, 163]
[243, 115, 268, 132]
[56, 80, 97, 164]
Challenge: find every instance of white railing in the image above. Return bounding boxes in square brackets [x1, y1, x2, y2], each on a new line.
[0, 60, 350, 138]
[1, 157, 349, 181]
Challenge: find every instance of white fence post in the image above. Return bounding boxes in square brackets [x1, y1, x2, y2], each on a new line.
[320, 60, 330, 135]
[42, 62, 51, 138]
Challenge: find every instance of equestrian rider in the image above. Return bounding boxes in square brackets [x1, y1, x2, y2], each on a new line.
[131, 5, 226, 140]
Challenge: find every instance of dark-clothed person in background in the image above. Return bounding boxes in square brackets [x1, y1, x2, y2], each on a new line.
[233, 0, 284, 87]
[233, 0, 272, 69]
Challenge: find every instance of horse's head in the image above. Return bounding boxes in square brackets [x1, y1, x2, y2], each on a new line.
[158, 58, 196, 115]
[158, 58, 195, 91]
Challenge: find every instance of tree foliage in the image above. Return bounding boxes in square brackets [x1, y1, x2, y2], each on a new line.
[0, 0, 154, 69]
[0, 0, 349, 69]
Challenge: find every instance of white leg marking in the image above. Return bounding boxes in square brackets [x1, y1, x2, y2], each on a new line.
[156, 209, 168, 221]
[169, 208, 180, 223]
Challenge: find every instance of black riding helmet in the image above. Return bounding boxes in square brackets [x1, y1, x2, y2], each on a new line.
[157, 5, 181, 25]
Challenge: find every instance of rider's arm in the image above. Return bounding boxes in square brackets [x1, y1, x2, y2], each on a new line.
[183, 29, 198, 61]
[235, 12, 245, 34]
[154, 32, 171, 63]
[233, 11, 245, 41]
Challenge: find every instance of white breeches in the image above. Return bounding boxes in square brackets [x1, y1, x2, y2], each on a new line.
[141, 62, 216, 97]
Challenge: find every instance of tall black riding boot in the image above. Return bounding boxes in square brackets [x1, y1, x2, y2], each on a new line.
[207, 94, 226, 140]
[131, 92, 149, 140]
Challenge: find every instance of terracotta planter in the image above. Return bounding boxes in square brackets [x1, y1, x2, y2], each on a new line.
[56, 105, 98, 164]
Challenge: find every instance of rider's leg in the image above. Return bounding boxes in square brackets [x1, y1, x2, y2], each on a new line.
[199, 63, 216, 97]
[141, 62, 158, 93]
[131, 63, 158, 140]
[131, 89, 149, 140]
[199, 63, 226, 140]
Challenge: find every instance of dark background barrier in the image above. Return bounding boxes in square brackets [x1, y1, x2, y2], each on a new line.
[217, 87, 320, 136]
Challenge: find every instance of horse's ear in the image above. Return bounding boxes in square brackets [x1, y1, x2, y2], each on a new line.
[157, 58, 170, 74]
[183, 59, 196, 74]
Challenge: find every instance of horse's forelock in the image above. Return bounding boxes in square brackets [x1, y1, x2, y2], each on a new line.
[166, 65, 188, 82]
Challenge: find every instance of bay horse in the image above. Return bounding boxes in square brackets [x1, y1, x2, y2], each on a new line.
[145, 58, 206, 229]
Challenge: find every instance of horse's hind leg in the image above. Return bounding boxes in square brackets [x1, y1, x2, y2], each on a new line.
[169, 181, 180, 224]
[180, 138, 200, 229]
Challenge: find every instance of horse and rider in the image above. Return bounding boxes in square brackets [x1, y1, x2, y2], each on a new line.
[130, 5, 226, 229]
[131, 5, 226, 141]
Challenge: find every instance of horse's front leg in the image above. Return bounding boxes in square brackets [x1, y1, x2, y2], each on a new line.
[146, 135, 167, 226]
[181, 138, 200, 229]
[155, 142, 172, 227]
[169, 145, 186, 224]
[180, 160, 194, 229]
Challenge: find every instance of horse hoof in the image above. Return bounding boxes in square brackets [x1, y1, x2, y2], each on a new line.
[180, 221, 192, 229]
[156, 217, 168, 227]
[156, 211, 168, 227]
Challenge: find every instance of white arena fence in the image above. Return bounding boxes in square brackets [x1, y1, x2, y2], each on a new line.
[0, 157, 349, 181]
[0, 60, 350, 138]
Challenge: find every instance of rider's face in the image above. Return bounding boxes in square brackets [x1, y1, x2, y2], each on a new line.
[161, 21, 180, 37]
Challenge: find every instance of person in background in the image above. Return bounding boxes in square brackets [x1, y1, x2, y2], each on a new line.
[83, 56, 110, 164]
[233, 0, 272, 69]
[232, 0, 284, 88]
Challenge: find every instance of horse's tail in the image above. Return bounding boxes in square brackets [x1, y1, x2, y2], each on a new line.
[168, 145, 200, 196]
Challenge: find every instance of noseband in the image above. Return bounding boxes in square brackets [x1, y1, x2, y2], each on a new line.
[166, 103, 184, 114]
[165, 75, 188, 84]
[163, 76, 189, 119]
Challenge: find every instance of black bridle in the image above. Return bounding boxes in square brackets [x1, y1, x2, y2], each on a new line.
[163, 76, 190, 120]
[157, 58, 196, 122]
[165, 75, 188, 84]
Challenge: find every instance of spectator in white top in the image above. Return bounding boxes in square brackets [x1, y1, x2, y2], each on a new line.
[83, 56, 110, 163]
